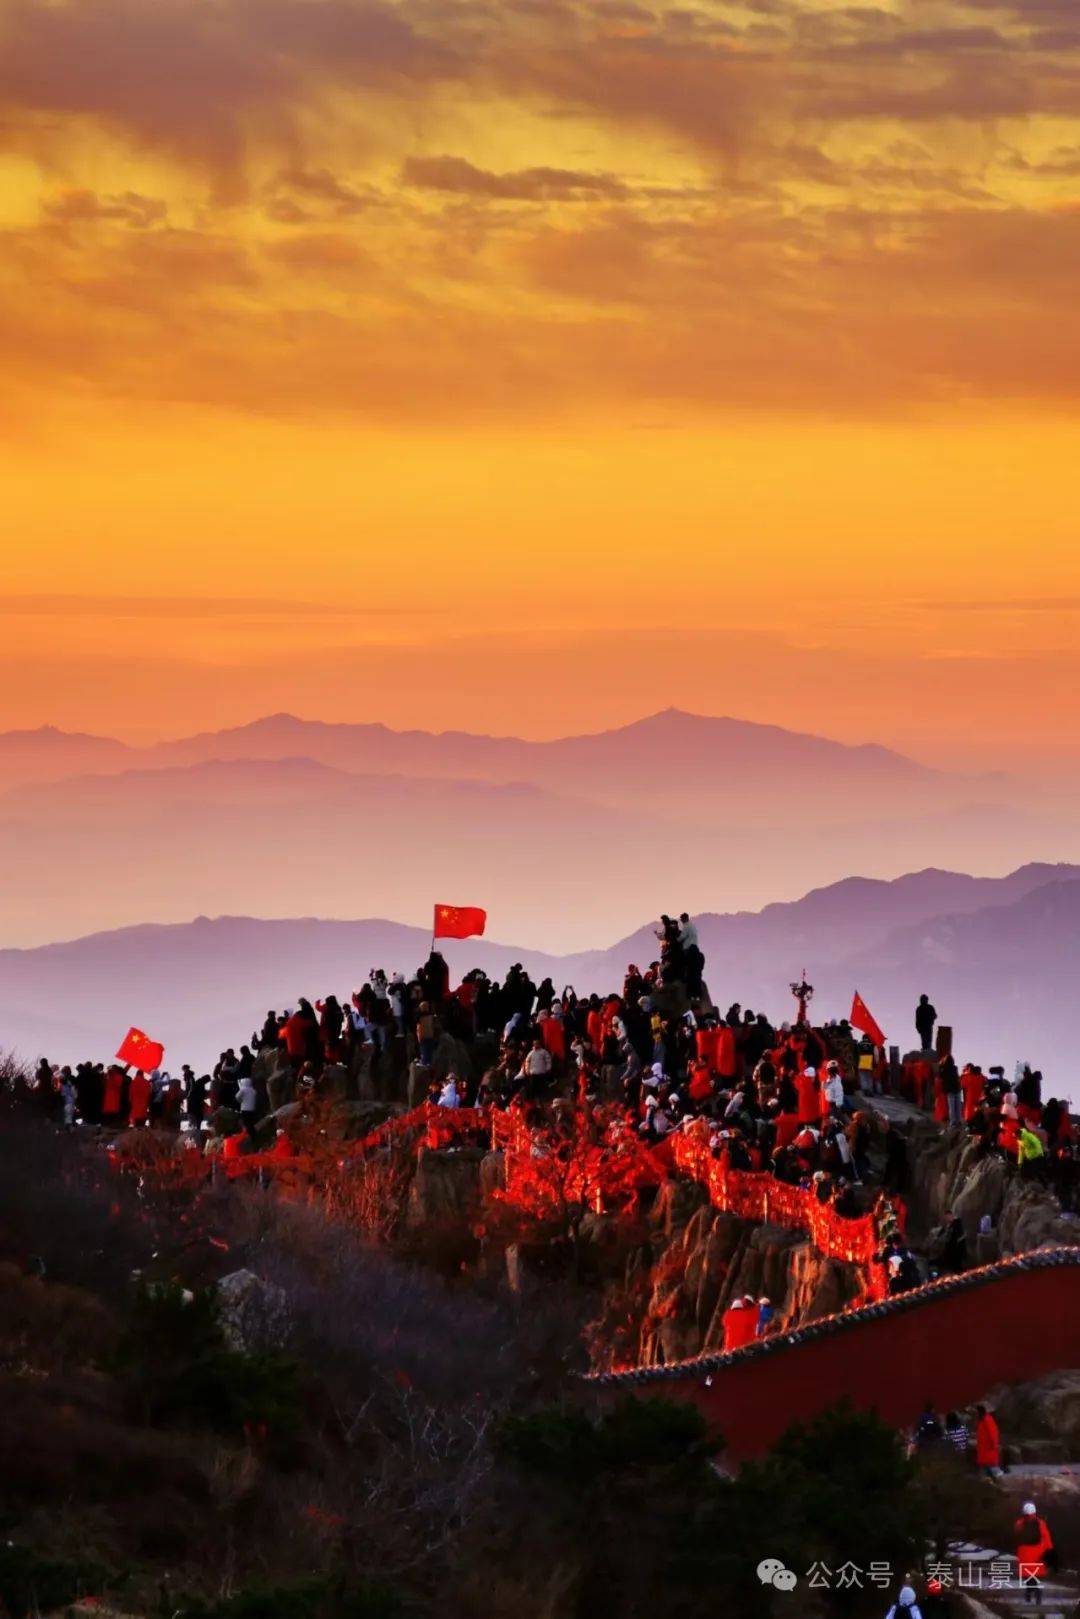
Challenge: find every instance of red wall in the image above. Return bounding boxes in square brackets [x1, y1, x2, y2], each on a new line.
[608, 1264, 1080, 1459]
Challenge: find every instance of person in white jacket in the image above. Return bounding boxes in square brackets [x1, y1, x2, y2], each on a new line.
[823, 1059, 848, 1116]
[885, 1586, 921, 1619]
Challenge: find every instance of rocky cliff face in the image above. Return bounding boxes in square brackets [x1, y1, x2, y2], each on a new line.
[988, 1370, 1080, 1463]
[902, 1118, 1079, 1261]
[601, 1178, 864, 1369]
[404, 1145, 486, 1230]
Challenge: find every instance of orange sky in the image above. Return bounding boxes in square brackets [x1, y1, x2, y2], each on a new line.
[1, 0, 1079, 767]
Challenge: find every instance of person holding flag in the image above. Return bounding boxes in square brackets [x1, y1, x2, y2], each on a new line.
[850, 993, 887, 1097]
[850, 992, 886, 1049]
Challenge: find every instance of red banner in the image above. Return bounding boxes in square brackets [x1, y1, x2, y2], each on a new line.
[851, 991, 886, 1048]
[433, 904, 487, 941]
[116, 1026, 165, 1072]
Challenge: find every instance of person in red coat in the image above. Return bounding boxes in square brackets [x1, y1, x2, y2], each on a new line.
[586, 1004, 604, 1058]
[694, 1024, 717, 1071]
[796, 1067, 823, 1124]
[974, 1404, 1001, 1476]
[221, 1130, 252, 1179]
[128, 1069, 152, 1128]
[911, 1056, 933, 1109]
[540, 1010, 566, 1065]
[279, 1010, 308, 1067]
[1014, 1501, 1054, 1597]
[101, 1064, 126, 1125]
[961, 1064, 984, 1123]
[716, 1023, 738, 1082]
[722, 1297, 759, 1353]
[773, 1108, 801, 1151]
[687, 1063, 713, 1104]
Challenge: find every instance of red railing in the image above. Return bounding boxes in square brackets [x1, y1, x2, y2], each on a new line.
[354, 1103, 490, 1154]
[107, 1102, 879, 1278]
[670, 1122, 878, 1268]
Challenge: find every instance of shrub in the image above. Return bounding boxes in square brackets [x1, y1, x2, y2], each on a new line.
[114, 1282, 304, 1437]
[0, 1541, 118, 1619]
[497, 1396, 709, 1485]
[175, 1575, 402, 1619]
[492, 1397, 931, 1618]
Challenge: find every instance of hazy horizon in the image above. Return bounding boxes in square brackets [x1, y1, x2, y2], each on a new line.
[3, 864, 1078, 1085]
[2, 704, 1079, 951]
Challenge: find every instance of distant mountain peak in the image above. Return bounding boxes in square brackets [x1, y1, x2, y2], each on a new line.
[0, 723, 125, 744]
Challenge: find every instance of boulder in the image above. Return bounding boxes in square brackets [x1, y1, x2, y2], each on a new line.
[320, 1061, 350, 1100]
[407, 1060, 431, 1109]
[431, 1033, 474, 1083]
[988, 1370, 1080, 1461]
[973, 1231, 1001, 1266]
[648, 1174, 709, 1238]
[648, 983, 691, 1019]
[207, 1105, 241, 1137]
[505, 1243, 525, 1295]
[1014, 1437, 1069, 1465]
[404, 1146, 484, 1229]
[904, 1122, 980, 1238]
[479, 1149, 506, 1200]
[265, 1058, 295, 1112]
[109, 1129, 183, 1162]
[350, 1040, 376, 1101]
[635, 1207, 863, 1367]
[269, 1101, 303, 1128]
[998, 1182, 1080, 1254]
[576, 1211, 623, 1254]
[951, 1154, 1009, 1236]
[216, 1268, 291, 1352]
[252, 1047, 278, 1084]
[328, 1100, 394, 1138]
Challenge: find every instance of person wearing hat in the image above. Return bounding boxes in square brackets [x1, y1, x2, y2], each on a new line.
[823, 1059, 847, 1116]
[884, 1583, 921, 1618]
[1014, 1500, 1054, 1603]
[796, 1064, 823, 1125]
[756, 1296, 775, 1338]
[721, 1295, 758, 1353]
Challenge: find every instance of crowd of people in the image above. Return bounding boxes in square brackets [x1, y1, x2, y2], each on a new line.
[13, 915, 1077, 1608]
[24, 931, 900, 1233]
[21, 914, 1077, 1240]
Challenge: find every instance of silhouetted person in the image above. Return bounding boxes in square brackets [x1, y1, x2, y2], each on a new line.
[915, 993, 937, 1049]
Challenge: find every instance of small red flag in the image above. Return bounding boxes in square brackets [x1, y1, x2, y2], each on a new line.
[116, 1026, 165, 1071]
[850, 993, 886, 1048]
[432, 904, 487, 941]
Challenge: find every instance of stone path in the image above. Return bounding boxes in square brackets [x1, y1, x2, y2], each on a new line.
[867, 1091, 931, 1126]
[906, 1472, 1080, 1616]
[939, 1541, 1075, 1619]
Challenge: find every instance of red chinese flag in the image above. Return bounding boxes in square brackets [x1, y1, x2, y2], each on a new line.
[433, 904, 487, 941]
[116, 1026, 165, 1071]
[850, 993, 886, 1048]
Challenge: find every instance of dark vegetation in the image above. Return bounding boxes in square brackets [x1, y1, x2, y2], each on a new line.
[0, 1097, 1020, 1618]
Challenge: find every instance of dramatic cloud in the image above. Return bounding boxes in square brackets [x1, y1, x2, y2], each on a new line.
[43, 189, 168, 228]
[1, 0, 1078, 418]
[0, 0, 451, 168]
[402, 155, 632, 200]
